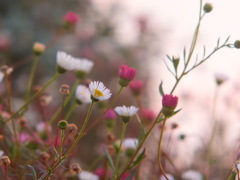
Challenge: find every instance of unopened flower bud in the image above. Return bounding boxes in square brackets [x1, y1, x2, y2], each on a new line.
[58, 120, 68, 130]
[0, 156, 10, 166]
[118, 65, 136, 87]
[162, 94, 178, 117]
[106, 133, 115, 144]
[40, 94, 52, 106]
[171, 123, 179, 129]
[129, 80, 143, 96]
[70, 163, 82, 173]
[173, 57, 180, 70]
[234, 40, 240, 49]
[59, 84, 70, 95]
[0, 65, 13, 76]
[203, 3, 213, 13]
[18, 117, 27, 127]
[33, 42, 46, 56]
[179, 134, 186, 140]
[39, 152, 50, 163]
[63, 11, 79, 30]
[67, 123, 78, 134]
[107, 145, 116, 155]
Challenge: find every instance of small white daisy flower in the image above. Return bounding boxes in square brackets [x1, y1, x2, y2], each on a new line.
[122, 138, 138, 150]
[114, 106, 139, 117]
[160, 174, 175, 180]
[181, 170, 203, 180]
[78, 170, 99, 180]
[56, 51, 75, 73]
[0, 72, 4, 83]
[114, 105, 139, 123]
[74, 58, 94, 73]
[89, 81, 112, 101]
[75, 85, 91, 104]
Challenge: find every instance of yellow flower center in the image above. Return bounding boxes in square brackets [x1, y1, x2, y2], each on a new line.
[94, 89, 104, 97]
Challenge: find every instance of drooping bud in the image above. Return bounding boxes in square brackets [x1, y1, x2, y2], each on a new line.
[203, 3, 213, 13]
[162, 94, 178, 117]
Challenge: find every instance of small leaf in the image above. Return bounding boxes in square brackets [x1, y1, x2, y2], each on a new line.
[159, 81, 165, 96]
[27, 165, 37, 180]
[166, 55, 172, 62]
[53, 146, 60, 161]
[129, 149, 145, 169]
[183, 47, 186, 63]
[104, 149, 115, 171]
[216, 37, 220, 48]
[157, 116, 165, 123]
[173, 108, 182, 115]
[224, 35, 230, 44]
[203, 46, 206, 58]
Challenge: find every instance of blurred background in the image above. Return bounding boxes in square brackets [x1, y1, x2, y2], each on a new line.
[1, 0, 240, 179]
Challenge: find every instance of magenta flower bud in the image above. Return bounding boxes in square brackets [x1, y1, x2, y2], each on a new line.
[129, 80, 143, 96]
[118, 65, 136, 87]
[162, 94, 178, 117]
[104, 109, 117, 129]
[141, 108, 156, 122]
[94, 168, 111, 179]
[64, 11, 79, 25]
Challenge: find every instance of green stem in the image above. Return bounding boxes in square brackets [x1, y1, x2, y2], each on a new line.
[157, 117, 169, 180]
[40, 101, 95, 180]
[64, 103, 78, 121]
[49, 78, 81, 124]
[6, 72, 60, 123]
[25, 55, 40, 102]
[60, 130, 64, 157]
[113, 122, 127, 180]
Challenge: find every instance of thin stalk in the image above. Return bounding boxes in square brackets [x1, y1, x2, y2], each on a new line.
[119, 111, 163, 179]
[40, 101, 95, 180]
[25, 55, 40, 102]
[113, 122, 127, 180]
[157, 117, 168, 180]
[60, 130, 65, 157]
[64, 103, 78, 121]
[49, 78, 81, 124]
[85, 86, 124, 133]
[6, 72, 60, 123]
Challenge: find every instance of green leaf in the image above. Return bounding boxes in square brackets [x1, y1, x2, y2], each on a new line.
[27, 165, 37, 180]
[159, 81, 165, 96]
[227, 171, 236, 180]
[104, 149, 115, 171]
[129, 149, 145, 169]
[53, 146, 60, 161]
[173, 108, 182, 115]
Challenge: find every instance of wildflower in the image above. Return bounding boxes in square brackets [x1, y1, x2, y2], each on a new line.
[59, 84, 70, 95]
[89, 81, 112, 102]
[104, 109, 117, 129]
[75, 85, 91, 104]
[0, 156, 10, 166]
[181, 170, 203, 180]
[122, 138, 138, 157]
[141, 108, 156, 122]
[162, 94, 178, 117]
[78, 170, 99, 180]
[160, 174, 175, 180]
[94, 168, 111, 179]
[74, 58, 94, 79]
[33, 42, 45, 56]
[114, 105, 139, 123]
[118, 65, 136, 87]
[70, 163, 82, 173]
[129, 80, 143, 96]
[39, 94, 52, 106]
[64, 11, 79, 25]
[203, 3, 213, 13]
[56, 51, 75, 73]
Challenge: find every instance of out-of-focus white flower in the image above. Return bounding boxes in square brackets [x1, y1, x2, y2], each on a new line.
[56, 51, 75, 73]
[75, 85, 91, 104]
[0, 150, 4, 158]
[78, 170, 99, 180]
[114, 106, 139, 117]
[122, 138, 138, 150]
[0, 72, 4, 83]
[181, 170, 203, 180]
[89, 81, 111, 101]
[74, 58, 94, 74]
[160, 173, 175, 180]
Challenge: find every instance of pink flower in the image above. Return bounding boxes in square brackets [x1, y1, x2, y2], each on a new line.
[129, 80, 143, 96]
[140, 108, 156, 122]
[64, 11, 79, 25]
[104, 109, 117, 120]
[162, 94, 178, 108]
[118, 65, 136, 81]
[94, 168, 111, 179]
[121, 173, 135, 180]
